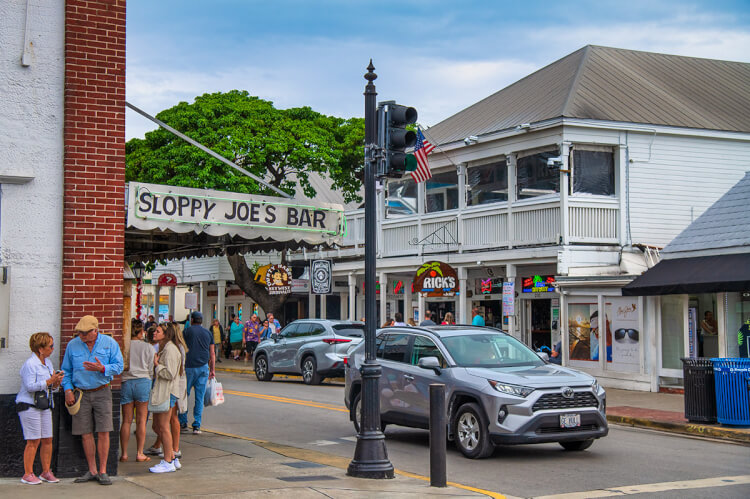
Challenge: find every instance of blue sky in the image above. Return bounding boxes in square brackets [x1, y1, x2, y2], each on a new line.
[126, 0, 750, 139]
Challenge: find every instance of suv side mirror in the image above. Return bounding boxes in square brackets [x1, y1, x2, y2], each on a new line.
[418, 356, 442, 374]
[537, 352, 550, 362]
[272, 333, 280, 343]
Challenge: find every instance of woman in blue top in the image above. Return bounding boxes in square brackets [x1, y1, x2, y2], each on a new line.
[229, 315, 244, 360]
[16, 332, 64, 485]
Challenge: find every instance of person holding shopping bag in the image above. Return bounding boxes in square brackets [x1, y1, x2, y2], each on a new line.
[16, 332, 64, 485]
[148, 323, 182, 473]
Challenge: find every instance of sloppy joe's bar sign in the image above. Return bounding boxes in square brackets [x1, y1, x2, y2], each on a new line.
[127, 182, 345, 245]
[413, 261, 458, 297]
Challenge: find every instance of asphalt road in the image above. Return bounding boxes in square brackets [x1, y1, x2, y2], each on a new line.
[196, 372, 750, 498]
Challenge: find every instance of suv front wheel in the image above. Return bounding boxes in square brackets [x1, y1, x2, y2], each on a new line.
[254, 354, 273, 381]
[454, 402, 494, 459]
[352, 392, 387, 434]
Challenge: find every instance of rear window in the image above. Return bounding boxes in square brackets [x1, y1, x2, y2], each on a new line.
[332, 324, 365, 338]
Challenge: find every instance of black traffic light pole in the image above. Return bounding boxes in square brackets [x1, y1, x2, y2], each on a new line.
[347, 61, 394, 479]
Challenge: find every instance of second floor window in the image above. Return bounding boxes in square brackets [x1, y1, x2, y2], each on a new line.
[467, 160, 508, 206]
[386, 178, 417, 217]
[572, 147, 615, 196]
[516, 148, 560, 200]
[426, 169, 459, 213]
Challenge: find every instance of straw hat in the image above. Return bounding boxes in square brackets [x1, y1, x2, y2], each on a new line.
[65, 388, 83, 415]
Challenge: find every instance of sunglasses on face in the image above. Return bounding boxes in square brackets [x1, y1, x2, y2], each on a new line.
[614, 328, 639, 341]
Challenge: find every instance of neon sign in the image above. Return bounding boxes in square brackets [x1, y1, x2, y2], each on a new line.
[522, 275, 556, 293]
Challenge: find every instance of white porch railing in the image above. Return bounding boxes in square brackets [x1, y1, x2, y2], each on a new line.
[338, 196, 619, 258]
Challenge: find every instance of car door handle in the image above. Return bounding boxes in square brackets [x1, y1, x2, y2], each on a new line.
[403, 374, 414, 381]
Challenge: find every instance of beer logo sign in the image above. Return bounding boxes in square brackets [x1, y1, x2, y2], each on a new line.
[265, 264, 292, 295]
[413, 261, 458, 297]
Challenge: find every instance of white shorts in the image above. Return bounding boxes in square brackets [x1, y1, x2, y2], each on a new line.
[18, 407, 53, 440]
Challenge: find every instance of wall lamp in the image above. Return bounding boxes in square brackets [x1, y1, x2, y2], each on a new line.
[515, 123, 531, 131]
[464, 135, 479, 145]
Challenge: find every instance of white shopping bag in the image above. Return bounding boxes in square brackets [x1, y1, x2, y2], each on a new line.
[211, 379, 224, 406]
[204, 378, 215, 407]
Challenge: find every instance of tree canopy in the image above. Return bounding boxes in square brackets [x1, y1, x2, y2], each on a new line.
[126, 90, 364, 202]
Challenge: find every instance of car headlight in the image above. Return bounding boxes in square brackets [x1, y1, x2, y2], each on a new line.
[488, 380, 535, 397]
[591, 379, 601, 392]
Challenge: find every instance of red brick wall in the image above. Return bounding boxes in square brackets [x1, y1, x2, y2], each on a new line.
[61, 0, 127, 379]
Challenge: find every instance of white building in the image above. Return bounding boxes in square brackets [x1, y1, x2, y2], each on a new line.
[155, 46, 750, 391]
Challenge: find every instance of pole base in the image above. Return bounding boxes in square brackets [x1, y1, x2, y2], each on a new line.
[346, 433, 394, 479]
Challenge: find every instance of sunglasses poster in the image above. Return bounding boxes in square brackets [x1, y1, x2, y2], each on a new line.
[568, 304, 598, 361]
[610, 298, 640, 367]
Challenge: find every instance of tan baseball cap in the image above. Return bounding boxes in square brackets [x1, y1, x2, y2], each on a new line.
[75, 315, 99, 332]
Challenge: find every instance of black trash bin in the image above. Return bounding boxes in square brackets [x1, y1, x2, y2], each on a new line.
[681, 357, 717, 423]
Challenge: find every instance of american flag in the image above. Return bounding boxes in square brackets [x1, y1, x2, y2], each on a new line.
[411, 128, 435, 183]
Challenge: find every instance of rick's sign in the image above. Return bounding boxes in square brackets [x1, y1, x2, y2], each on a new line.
[413, 261, 458, 297]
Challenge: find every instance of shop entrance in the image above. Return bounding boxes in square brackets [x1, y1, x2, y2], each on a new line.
[526, 299, 552, 350]
[473, 300, 502, 328]
[427, 301, 455, 324]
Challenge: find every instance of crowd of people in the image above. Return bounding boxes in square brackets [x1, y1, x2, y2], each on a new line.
[14, 311, 219, 484]
[378, 308, 484, 327]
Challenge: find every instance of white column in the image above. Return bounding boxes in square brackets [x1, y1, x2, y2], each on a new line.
[560, 142, 571, 245]
[309, 284, 315, 318]
[154, 285, 162, 320]
[506, 263, 517, 339]
[348, 273, 357, 321]
[320, 293, 327, 319]
[217, 280, 226, 326]
[200, 281, 209, 313]
[404, 275, 413, 323]
[418, 293, 425, 325]
[458, 266, 468, 324]
[339, 291, 347, 320]
[507, 153, 516, 249]
[169, 287, 176, 321]
[379, 271, 387, 324]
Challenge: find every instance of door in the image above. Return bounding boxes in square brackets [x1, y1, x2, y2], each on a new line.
[399, 335, 447, 426]
[377, 332, 411, 418]
[270, 322, 298, 370]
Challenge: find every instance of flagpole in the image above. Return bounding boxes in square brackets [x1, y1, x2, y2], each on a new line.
[417, 124, 462, 171]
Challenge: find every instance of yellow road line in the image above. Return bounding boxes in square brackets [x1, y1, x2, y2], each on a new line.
[223, 388, 349, 413]
[204, 423, 508, 498]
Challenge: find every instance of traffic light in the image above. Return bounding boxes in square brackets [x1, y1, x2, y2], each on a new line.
[377, 102, 418, 178]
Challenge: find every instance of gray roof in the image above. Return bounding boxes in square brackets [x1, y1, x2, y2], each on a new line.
[425, 45, 750, 145]
[662, 171, 750, 255]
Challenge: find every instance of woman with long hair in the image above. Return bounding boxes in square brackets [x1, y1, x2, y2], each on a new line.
[441, 312, 455, 325]
[119, 323, 153, 463]
[147, 323, 182, 473]
[170, 324, 189, 456]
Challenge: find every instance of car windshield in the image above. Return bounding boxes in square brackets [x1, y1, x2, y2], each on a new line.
[332, 324, 365, 338]
[441, 333, 544, 368]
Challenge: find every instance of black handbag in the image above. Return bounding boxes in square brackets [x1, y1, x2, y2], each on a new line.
[33, 389, 51, 410]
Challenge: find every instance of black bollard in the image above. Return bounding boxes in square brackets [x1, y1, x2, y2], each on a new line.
[429, 383, 447, 487]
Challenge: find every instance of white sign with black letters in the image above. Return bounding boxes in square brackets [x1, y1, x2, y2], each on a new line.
[127, 182, 344, 245]
[311, 260, 332, 295]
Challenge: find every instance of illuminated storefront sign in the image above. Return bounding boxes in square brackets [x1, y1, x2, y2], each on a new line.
[522, 275, 556, 293]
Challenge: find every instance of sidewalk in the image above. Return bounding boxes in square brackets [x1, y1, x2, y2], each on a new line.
[217, 360, 750, 445]
[0, 428, 494, 498]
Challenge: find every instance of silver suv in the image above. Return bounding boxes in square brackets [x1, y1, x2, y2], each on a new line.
[254, 319, 364, 385]
[344, 326, 607, 459]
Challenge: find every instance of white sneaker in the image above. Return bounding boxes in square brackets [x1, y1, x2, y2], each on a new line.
[159, 449, 181, 458]
[149, 459, 176, 473]
[173, 458, 181, 470]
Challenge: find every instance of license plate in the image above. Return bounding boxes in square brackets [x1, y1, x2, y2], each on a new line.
[560, 414, 581, 428]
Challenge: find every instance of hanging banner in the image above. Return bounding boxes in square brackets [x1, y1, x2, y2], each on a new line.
[311, 259, 332, 295]
[611, 298, 640, 366]
[157, 273, 178, 286]
[265, 264, 292, 295]
[184, 292, 198, 310]
[502, 281, 515, 316]
[413, 261, 458, 297]
[128, 182, 345, 245]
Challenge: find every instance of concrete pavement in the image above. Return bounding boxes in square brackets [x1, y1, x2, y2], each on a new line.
[217, 360, 750, 445]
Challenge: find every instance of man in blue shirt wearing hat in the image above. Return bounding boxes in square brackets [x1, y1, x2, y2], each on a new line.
[178, 311, 215, 434]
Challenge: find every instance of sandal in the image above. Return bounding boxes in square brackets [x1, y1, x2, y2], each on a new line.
[119, 456, 128, 462]
[136, 455, 151, 462]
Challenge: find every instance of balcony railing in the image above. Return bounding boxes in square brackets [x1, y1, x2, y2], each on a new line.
[339, 196, 619, 258]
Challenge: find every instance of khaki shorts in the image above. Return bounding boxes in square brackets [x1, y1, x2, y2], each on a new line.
[72, 385, 113, 435]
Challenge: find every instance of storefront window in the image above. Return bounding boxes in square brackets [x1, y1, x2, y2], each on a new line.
[689, 294, 716, 358]
[726, 292, 750, 358]
[426, 170, 459, 213]
[660, 295, 684, 370]
[516, 148, 560, 200]
[386, 178, 417, 217]
[568, 302, 598, 362]
[572, 148, 615, 196]
[467, 161, 508, 206]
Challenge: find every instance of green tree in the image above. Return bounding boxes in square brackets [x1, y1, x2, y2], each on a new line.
[126, 90, 364, 316]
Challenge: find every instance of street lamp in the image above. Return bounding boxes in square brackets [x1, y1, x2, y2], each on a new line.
[347, 61, 394, 479]
[132, 262, 145, 322]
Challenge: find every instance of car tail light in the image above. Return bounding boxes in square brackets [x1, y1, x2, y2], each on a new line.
[322, 338, 352, 345]
[343, 356, 349, 366]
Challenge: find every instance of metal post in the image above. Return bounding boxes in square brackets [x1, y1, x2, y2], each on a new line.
[429, 384, 447, 487]
[347, 61, 394, 479]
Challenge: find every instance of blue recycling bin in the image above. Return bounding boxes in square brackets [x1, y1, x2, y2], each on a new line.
[711, 358, 750, 426]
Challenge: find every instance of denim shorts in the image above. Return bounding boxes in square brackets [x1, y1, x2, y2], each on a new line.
[121, 378, 151, 404]
[170, 394, 178, 408]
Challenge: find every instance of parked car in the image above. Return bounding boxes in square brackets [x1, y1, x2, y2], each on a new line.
[254, 319, 364, 384]
[344, 326, 608, 459]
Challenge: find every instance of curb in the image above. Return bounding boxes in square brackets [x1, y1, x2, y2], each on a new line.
[607, 414, 750, 444]
[215, 366, 345, 383]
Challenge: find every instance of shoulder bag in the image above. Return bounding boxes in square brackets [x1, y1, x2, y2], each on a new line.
[33, 362, 52, 410]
